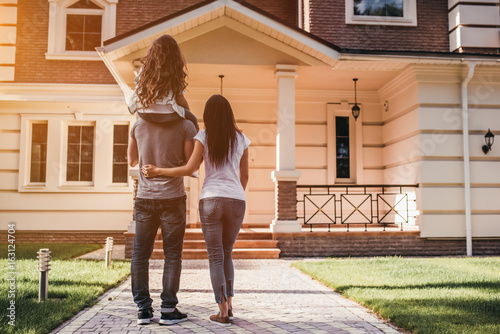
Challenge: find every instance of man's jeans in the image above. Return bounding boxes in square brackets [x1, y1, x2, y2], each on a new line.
[131, 196, 186, 312]
[199, 197, 245, 303]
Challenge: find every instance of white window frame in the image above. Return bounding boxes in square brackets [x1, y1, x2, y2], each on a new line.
[345, 0, 417, 26]
[18, 114, 133, 193]
[46, 0, 118, 60]
[327, 103, 363, 184]
[62, 121, 96, 186]
[111, 122, 130, 185]
[22, 120, 49, 187]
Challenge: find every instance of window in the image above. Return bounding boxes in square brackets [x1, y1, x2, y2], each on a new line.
[46, 0, 118, 60]
[65, 14, 102, 51]
[66, 125, 94, 182]
[335, 116, 350, 179]
[346, 0, 417, 26]
[19, 115, 133, 192]
[354, 0, 403, 17]
[327, 103, 362, 184]
[30, 123, 48, 183]
[112, 124, 129, 183]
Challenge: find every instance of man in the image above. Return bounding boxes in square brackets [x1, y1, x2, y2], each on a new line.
[127, 114, 196, 326]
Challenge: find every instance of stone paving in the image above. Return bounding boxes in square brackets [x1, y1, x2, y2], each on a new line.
[52, 259, 403, 334]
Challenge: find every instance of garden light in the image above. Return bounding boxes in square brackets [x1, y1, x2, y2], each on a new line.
[37, 248, 51, 302]
[105, 237, 114, 268]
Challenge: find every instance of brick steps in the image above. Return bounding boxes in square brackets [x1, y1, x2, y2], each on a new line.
[148, 228, 280, 259]
[154, 229, 273, 241]
[155, 239, 279, 250]
[153, 248, 281, 260]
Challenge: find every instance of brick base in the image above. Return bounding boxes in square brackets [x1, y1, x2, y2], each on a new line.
[275, 180, 297, 220]
[125, 233, 134, 258]
[0, 231, 126, 244]
[274, 231, 500, 257]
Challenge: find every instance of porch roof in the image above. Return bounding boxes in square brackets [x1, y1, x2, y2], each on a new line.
[97, 0, 344, 97]
[99, 0, 340, 65]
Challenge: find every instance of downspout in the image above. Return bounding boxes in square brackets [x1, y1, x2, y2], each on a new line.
[298, 0, 303, 29]
[462, 61, 476, 257]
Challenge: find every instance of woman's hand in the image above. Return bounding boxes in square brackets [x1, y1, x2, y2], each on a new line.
[142, 164, 159, 178]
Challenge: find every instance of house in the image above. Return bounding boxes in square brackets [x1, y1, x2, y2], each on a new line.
[1, 0, 499, 256]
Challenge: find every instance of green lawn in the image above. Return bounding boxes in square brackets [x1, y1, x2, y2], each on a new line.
[0, 243, 103, 260]
[0, 243, 130, 334]
[293, 257, 500, 334]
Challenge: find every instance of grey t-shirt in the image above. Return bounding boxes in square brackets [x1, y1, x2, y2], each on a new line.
[131, 118, 197, 199]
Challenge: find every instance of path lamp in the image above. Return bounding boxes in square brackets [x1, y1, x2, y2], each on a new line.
[352, 78, 360, 120]
[105, 237, 114, 268]
[37, 248, 51, 301]
[482, 129, 494, 154]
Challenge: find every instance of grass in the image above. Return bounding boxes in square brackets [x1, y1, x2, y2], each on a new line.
[293, 257, 500, 334]
[0, 243, 103, 260]
[0, 243, 130, 334]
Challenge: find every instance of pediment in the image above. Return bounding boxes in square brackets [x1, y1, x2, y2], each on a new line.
[97, 0, 340, 95]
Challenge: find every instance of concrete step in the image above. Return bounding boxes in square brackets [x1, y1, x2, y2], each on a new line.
[154, 239, 279, 249]
[153, 229, 273, 241]
[152, 248, 281, 260]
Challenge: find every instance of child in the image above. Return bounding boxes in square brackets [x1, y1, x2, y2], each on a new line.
[128, 34, 198, 130]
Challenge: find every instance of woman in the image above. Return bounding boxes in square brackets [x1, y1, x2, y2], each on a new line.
[142, 94, 250, 327]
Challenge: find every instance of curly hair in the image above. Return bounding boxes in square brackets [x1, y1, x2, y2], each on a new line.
[136, 35, 188, 109]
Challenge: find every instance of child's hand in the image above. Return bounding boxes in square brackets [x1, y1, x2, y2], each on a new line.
[142, 164, 159, 177]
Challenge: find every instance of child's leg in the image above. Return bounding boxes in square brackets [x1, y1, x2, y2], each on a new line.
[138, 112, 182, 123]
[184, 109, 199, 131]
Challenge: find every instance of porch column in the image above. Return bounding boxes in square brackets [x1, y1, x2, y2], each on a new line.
[270, 65, 302, 233]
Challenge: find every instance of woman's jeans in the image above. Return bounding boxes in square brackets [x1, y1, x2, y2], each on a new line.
[131, 196, 186, 312]
[199, 197, 246, 303]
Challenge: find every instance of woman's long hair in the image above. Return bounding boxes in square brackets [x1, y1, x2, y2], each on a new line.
[136, 35, 187, 109]
[203, 95, 241, 168]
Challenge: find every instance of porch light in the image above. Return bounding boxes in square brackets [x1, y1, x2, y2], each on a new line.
[482, 129, 494, 154]
[352, 78, 360, 120]
[219, 75, 224, 96]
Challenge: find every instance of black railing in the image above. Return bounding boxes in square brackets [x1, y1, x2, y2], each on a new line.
[297, 184, 419, 232]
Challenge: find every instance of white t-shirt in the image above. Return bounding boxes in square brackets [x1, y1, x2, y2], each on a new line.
[194, 129, 251, 201]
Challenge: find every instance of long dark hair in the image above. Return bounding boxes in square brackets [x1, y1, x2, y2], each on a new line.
[136, 35, 187, 109]
[203, 95, 241, 168]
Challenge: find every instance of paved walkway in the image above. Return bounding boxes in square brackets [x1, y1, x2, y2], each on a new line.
[52, 259, 403, 334]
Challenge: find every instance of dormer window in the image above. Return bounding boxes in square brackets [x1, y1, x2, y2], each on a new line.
[346, 0, 417, 26]
[65, 0, 103, 51]
[46, 0, 118, 60]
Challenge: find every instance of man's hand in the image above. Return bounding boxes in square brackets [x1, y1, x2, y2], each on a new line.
[142, 164, 159, 178]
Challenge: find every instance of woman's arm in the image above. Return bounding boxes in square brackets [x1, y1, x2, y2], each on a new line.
[239, 148, 249, 190]
[184, 139, 194, 163]
[142, 140, 203, 177]
[128, 137, 138, 167]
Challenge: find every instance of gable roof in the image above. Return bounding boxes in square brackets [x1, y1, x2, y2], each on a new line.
[99, 0, 340, 65]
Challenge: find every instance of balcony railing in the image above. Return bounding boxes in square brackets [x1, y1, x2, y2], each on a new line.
[297, 184, 419, 232]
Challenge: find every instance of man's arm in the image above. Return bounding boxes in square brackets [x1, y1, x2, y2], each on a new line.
[128, 137, 138, 167]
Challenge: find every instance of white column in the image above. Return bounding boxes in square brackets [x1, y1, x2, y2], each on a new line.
[270, 65, 302, 233]
[187, 176, 199, 228]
